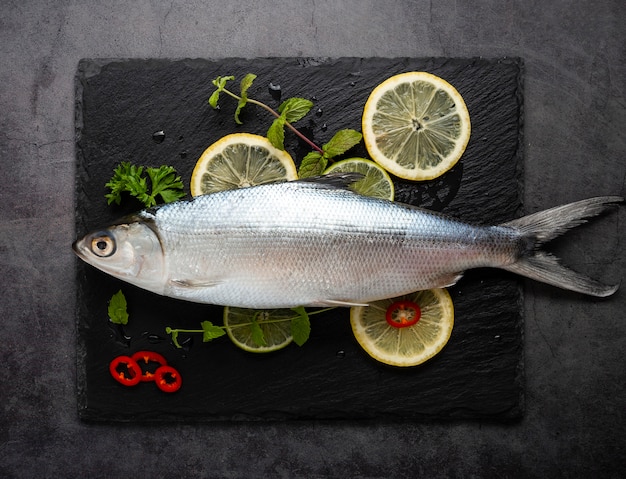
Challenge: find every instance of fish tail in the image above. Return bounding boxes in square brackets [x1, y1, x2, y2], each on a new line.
[500, 196, 623, 297]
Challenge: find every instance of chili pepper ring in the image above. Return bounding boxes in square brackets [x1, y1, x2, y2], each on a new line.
[154, 365, 182, 393]
[109, 355, 142, 387]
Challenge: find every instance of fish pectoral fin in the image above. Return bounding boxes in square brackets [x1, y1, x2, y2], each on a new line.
[170, 278, 223, 288]
[435, 272, 464, 288]
[320, 299, 370, 307]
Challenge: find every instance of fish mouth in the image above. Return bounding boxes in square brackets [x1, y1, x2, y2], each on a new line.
[71, 238, 83, 257]
[72, 237, 91, 262]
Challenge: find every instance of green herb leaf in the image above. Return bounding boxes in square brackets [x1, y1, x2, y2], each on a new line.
[322, 129, 363, 159]
[278, 98, 314, 124]
[208, 90, 221, 109]
[240, 73, 256, 96]
[105, 162, 144, 205]
[105, 163, 185, 208]
[165, 327, 182, 349]
[212, 75, 235, 89]
[290, 306, 311, 346]
[201, 321, 227, 342]
[267, 117, 286, 150]
[234, 73, 257, 124]
[298, 151, 327, 178]
[209, 75, 235, 108]
[250, 317, 267, 347]
[108, 290, 129, 325]
[146, 165, 185, 206]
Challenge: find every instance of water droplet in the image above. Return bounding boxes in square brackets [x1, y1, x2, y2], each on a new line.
[494, 335, 502, 341]
[179, 336, 194, 352]
[311, 95, 318, 101]
[321, 123, 328, 131]
[336, 350, 346, 359]
[350, 81, 356, 87]
[268, 82, 282, 101]
[142, 332, 166, 344]
[180, 151, 187, 159]
[152, 130, 166, 143]
[110, 323, 131, 347]
[315, 107, 323, 117]
[178, 135, 184, 142]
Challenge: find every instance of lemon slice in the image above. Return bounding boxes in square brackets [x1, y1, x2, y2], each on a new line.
[223, 307, 294, 353]
[324, 157, 395, 201]
[350, 289, 454, 367]
[362, 72, 471, 181]
[190, 133, 298, 196]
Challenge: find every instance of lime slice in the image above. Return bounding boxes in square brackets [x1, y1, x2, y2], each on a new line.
[350, 289, 454, 367]
[362, 72, 471, 181]
[324, 157, 395, 201]
[190, 133, 298, 196]
[223, 307, 294, 353]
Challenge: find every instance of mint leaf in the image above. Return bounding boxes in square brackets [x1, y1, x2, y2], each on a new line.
[290, 306, 311, 346]
[267, 98, 313, 149]
[240, 73, 256, 97]
[234, 73, 257, 124]
[322, 129, 363, 158]
[209, 75, 235, 108]
[108, 290, 129, 325]
[298, 151, 327, 178]
[201, 321, 226, 342]
[211, 75, 235, 90]
[267, 117, 286, 150]
[250, 318, 267, 347]
[208, 90, 221, 109]
[278, 98, 313, 124]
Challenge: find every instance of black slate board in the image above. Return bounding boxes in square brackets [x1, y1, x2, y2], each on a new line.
[75, 57, 524, 422]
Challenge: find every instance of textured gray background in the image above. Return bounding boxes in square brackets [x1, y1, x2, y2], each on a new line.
[1, 1, 624, 478]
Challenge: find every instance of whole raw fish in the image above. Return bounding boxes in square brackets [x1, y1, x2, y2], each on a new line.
[73, 174, 622, 308]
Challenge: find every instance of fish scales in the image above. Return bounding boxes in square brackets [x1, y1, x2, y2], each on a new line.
[73, 176, 622, 307]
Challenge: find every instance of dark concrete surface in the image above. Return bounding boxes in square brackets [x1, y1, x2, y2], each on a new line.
[1, 1, 624, 477]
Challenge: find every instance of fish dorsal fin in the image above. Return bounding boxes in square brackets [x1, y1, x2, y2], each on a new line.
[298, 172, 364, 190]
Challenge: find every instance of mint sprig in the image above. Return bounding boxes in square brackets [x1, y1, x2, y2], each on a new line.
[165, 307, 332, 349]
[208, 73, 364, 176]
[209, 73, 321, 154]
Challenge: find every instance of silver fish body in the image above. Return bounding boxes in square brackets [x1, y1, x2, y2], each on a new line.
[73, 176, 622, 308]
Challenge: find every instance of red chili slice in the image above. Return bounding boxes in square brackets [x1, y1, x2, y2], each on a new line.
[109, 355, 142, 386]
[385, 300, 421, 328]
[131, 350, 168, 382]
[154, 365, 182, 393]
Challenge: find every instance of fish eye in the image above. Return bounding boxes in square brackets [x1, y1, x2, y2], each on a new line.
[90, 232, 116, 257]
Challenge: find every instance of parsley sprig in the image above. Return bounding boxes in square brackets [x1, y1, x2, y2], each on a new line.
[209, 74, 362, 177]
[105, 162, 185, 208]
